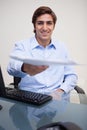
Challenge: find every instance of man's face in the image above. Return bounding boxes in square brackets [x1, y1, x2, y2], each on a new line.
[35, 14, 55, 45]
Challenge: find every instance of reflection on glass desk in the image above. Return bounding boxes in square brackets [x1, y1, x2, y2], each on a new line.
[0, 95, 87, 130]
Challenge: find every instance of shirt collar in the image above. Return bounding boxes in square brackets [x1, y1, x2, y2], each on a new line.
[30, 36, 56, 50]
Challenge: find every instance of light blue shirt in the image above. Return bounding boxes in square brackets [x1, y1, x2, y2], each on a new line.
[7, 36, 77, 94]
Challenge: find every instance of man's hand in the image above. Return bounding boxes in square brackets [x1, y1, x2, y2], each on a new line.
[50, 89, 64, 100]
[22, 63, 49, 76]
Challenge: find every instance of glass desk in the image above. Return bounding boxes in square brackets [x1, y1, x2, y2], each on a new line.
[0, 95, 87, 130]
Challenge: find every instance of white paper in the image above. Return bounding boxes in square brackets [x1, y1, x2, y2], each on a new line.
[10, 55, 77, 66]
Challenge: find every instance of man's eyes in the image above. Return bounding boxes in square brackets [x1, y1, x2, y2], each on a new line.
[37, 22, 43, 25]
[37, 21, 53, 25]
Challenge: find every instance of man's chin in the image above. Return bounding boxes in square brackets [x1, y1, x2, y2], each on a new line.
[42, 38, 50, 41]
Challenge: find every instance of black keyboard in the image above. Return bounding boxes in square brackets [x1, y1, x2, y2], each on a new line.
[5, 88, 52, 105]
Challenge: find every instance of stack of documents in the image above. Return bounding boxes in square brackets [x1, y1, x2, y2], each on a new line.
[10, 55, 77, 66]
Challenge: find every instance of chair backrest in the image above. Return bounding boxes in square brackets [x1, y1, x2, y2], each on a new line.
[13, 77, 21, 88]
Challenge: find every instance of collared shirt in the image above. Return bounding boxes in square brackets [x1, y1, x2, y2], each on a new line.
[7, 36, 77, 94]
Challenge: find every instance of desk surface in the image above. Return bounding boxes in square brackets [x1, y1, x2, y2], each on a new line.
[0, 97, 87, 130]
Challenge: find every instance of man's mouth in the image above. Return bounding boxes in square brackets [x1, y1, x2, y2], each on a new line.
[41, 32, 49, 36]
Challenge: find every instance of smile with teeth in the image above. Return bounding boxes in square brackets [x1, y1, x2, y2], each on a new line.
[41, 31, 49, 35]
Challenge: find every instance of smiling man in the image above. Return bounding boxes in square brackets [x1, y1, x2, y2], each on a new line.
[7, 6, 78, 100]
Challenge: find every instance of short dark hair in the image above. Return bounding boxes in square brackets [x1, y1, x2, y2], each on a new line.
[32, 6, 57, 33]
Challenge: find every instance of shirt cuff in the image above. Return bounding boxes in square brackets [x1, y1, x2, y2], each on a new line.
[60, 83, 74, 93]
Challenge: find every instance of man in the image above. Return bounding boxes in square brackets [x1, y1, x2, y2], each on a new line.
[7, 6, 77, 99]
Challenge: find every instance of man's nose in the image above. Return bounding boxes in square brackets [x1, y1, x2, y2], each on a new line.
[43, 23, 48, 30]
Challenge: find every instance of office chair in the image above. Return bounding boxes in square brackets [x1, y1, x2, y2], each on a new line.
[10, 76, 86, 104]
